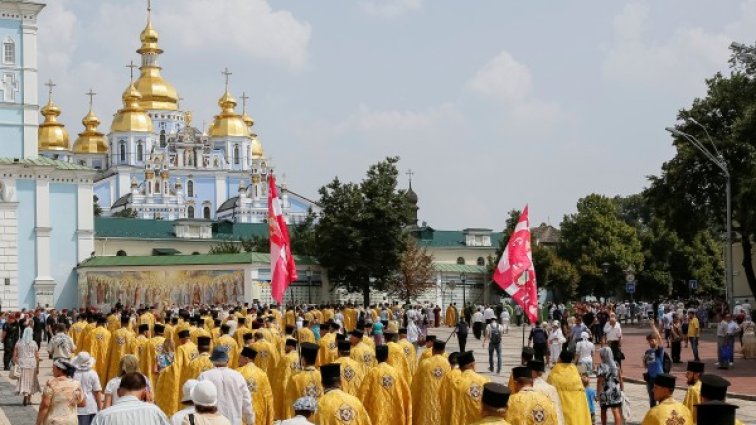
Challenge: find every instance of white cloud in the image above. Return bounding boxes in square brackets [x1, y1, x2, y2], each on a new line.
[466, 51, 532, 102]
[360, 0, 423, 17]
[157, 0, 311, 70]
[37, 1, 78, 72]
[335, 102, 462, 136]
[602, 2, 732, 92]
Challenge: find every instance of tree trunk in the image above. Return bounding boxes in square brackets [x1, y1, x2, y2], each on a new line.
[362, 281, 370, 308]
[740, 229, 756, 301]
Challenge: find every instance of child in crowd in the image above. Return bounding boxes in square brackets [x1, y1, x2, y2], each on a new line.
[582, 373, 596, 424]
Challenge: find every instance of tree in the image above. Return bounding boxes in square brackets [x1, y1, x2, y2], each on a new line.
[647, 42, 756, 298]
[112, 208, 137, 218]
[93, 195, 102, 217]
[240, 235, 269, 252]
[291, 208, 318, 257]
[315, 157, 412, 306]
[559, 194, 644, 298]
[387, 236, 435, 303]
[209, 241, 241, 254]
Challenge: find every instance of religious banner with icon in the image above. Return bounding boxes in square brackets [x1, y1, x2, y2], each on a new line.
[79, 269, 245, 309]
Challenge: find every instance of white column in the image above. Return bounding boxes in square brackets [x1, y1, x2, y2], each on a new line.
[215, 174, 226, 217]
[33, 178, 55, 308]
[0, 177, 20, 309]
[117, 172, 131, 200]
[77, 182, 94, 262]
[21, 18, 41, 159]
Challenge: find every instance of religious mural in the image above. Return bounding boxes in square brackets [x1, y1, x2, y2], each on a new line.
[79, 269, 245, 309]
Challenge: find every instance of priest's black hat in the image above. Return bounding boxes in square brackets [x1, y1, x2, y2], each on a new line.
[696, 401, 738, 425]
[458, 351, 475, 367]
[482, 383, 511, 408]
[512, 366, 531, 379]
[654, 373, 676, 389]
[433, 340, 446, 351]
[700, 374, 731, 401]
[337, 340, 351, 352]
[527, 360, 545, 373]
[687, 361, 705, 373]
[240, 347, 257, 360]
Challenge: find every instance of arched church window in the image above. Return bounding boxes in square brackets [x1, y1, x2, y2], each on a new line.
[187, 180, 194, 197]
[119, 142, 126, 163]
[203, 206, 211, 219]
[187, 206, 194, 218]
[154, 181, 160, 193]
[233, 145, 240, 165]
[137, 143, 144, 162]
[116, 250, 127, 256]
[477, 257, 485, 266]
[456, 257, 465, 265]
[160, 130, 166, 148]
[3, 37, 14, 64]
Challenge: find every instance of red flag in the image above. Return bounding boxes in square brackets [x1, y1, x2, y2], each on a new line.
[268, 174, 298, 304]
[492, 205, 539, 323]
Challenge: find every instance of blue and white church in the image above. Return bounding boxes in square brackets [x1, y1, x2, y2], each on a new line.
[77, 9, 315, 223]
[0, 0, 96, 310]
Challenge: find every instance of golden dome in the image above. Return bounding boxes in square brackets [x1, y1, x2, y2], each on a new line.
[73, 109, 108, 154]
[209, 90, 250, 138]
[38, 100, 70, 151]
[111, 82, 154, 133]
[242, 112, 254, 128]
[250, 135, 264, 159]
[134, 16, 178, 110]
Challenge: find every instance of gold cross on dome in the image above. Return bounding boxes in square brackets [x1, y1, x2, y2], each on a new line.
[126, 61, 138, 81]
[85, 88, 96, 109]
[240, 92, 249, 113]
[44, 79, 55, 101]
[406, 169, 414, 185]
[222, 67, 232, 89]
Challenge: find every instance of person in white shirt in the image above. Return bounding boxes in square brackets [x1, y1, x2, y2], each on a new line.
[603, 313, 623, 365]
[407, 319, 420, 348]
[172, 379, 198, 425]
[72, 352, 102, 425]
[48, 323, 76, 361]
[483, 306, 495, 322]
[499, 309, 510, 334]
[198, 347, 254, 425]
[575, 332, 595, 375]
[280, 396, 317, 425]
[91, 372, 169, 425]
[726, 315, 739, 366]
[472, 308, 484, 340]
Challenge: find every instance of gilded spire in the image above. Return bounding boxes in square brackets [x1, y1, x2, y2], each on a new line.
[240, 91, 255, 128]
[134, 0, 178, 110]
[73, 89, 108, 154]
[112, 62, 154, 133]
[210, 68, 249, 138]
[38, 79, 70, 152]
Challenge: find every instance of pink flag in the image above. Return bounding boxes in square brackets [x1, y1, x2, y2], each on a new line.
[492, 205, 539, 324]
[268, 174, 298, 304]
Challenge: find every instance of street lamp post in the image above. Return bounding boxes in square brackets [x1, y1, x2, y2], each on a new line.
[666, 126, 733, 312]
[306, 268, 313, 304]
[461, 272, 467, 309]
[602, 262, 610, 301]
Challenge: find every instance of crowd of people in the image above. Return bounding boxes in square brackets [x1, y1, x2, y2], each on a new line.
[0, 299, 748, 425]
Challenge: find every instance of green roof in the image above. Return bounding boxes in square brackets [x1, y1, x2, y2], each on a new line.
[413, 229, 505, 248]
[433, 263, 488, 273]
[94, 217, 268, 240]
[79, 252, 318, 268]
[0, 156, 92, 171]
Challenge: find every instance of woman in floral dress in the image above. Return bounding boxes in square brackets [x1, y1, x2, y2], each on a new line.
[596, 347, 623, 425]
[34, 359, 84, 425]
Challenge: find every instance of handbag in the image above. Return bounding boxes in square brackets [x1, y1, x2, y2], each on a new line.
[621, 391, 631, 421]
[9, 361, 20, 380]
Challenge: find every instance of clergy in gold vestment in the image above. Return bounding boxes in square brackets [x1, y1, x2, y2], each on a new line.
[682, 361, 704, 423]
[284, 343, 323, 419]
[314, 363, 373, 425]
[298, 323, 316, 344]
[174, 329, 200, 405]
[155, 361, 180, 415]
[145, 324, 166, 389]
[215, 325, 240, 368]
[77, 321, 96, 355]
[251, 332, 280, 374]
[641, 374, 693, 425]
[349, 331, 375, 374]
[441, 351, 490, 425]
[86, 318, 111, 388]
[397, 330, 417, 377]
[343, 307, 356, 332]
[105, 317, 136, 384]
[445, 305, 457, 327]
[106, 312, 120, 333]
[237, 346, 275, 425]
[285, 309, 296, 328]
[505, 366, 558, 425]
[334, 340, 365, 397]
[546, 352, 591, 425]
[234, 318, 251, 347]
[470, 383, 513, 425]
[139, 310, 155, 335]
[69, 317, 87, 350]
[385, 334, 412, 385]
[317, 324, 339, 366]
[358, 345, 412, 425]
[418, 336, 436, 365]
[410, 341, 450, 425]
[274, 338, 301, 420]
[183, 336, 214, 381]
[132, 324, 153, 385]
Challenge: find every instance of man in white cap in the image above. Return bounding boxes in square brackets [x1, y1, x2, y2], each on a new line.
[198, 346, 254, 425]
[186, 381, 230, 425]
[172, 379, 198, 425]
[280, 396, 317, 425]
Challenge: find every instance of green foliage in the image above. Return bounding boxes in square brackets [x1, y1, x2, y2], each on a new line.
[112, 208, 137, 218]
[315, 157, 412, 306]
[647, 42, 756, 297]
[209, 241, 241, 254]
[559, 194, 644, 298]
[93, 195, 102, 217]
[240, 235, 269, 252]
[291, 208, 318, 257]
[387, 236, 435, 302]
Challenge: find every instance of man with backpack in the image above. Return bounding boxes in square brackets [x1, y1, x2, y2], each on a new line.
[528, 321, 549, 362]
[483, 318, 503, 374]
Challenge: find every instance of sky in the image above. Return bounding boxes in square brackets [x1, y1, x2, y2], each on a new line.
[35, 0, 756, 230]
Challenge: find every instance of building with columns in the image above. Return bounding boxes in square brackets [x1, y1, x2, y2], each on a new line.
[0, 0, 97, 311]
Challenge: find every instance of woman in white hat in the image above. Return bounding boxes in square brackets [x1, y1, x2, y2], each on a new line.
[547, 320, 565, 367]
[34, 359, 84, 425]
[71, 352, 102, 425]
[183, 380, 230, 425]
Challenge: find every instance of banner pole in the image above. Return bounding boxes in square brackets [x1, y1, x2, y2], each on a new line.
[522, 318, 526, 347]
